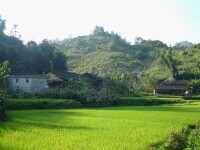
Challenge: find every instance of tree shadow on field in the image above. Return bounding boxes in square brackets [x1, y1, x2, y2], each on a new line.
[0, 144, 21, 150]
[96, 106, 200, 113]
[0, 110, 93, 132]
[14, 120, 93, 130]
[48, 111, 87, 116]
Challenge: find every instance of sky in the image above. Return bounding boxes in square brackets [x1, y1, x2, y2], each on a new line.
[0, 0, 199, 45]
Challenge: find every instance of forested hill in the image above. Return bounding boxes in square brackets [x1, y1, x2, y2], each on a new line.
[1, 17, 200, 84]
[51, 26, 200, 84]
[0, 17, 67, 73]
[51, 26, 168, 75]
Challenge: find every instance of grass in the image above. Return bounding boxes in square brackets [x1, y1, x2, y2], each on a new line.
[1, 101, 200, 149]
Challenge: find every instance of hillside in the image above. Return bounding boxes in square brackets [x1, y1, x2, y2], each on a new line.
[51, 27, 200, 90]
[51, 27, 166, 75]
[1, 20, 200, 89]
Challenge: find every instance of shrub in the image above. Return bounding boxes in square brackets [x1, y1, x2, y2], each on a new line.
[7, 88, 34, 98]
[97, 82, 120, 103]
[36, 79, 123, 106]
[182, 96, 200, 100]
[5, 98, 81, 110]
[36, 88, 86, 102]
[189, 79, 200, 94]
[186, 122, 200, 150]
[163, 128, 189, 150]
[117, 97, 182, 106]
[151, 121, 200, 150]
[0, 61, 10, 120]
[0, 99, 6, 120]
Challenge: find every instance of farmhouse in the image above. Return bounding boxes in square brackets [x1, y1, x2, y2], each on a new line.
[154, 80, 189, 95]
[47, 72, 103, 88]
[47, 72, 80, 88]
[81, 73, 103, 87]
[7, 72, 49, 93]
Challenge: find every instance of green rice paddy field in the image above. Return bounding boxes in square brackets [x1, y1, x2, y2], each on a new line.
[1, 101, 200, 150]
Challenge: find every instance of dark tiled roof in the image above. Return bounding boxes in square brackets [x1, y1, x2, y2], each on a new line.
[161, 80, 188, 85]
[48, 72, 103, 84]
[81, 73, 103, 83]
[51, 71, 80, 81]
[155, 85, 188, 90]
[155, 80, 188, 90]
[10, 70, 40, 76]
[9, 71, 48, 78]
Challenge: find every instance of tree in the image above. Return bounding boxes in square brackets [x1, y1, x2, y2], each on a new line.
[0, 16, 6, 33]
[189, 79, 200, 94]
[9, 24, 21, 39]
[53, 52, 67, 72]
[39, 39, 55, 60]
[161, 49, 179, 80]
[92, 26, 106, 36]
[0, 61, 10, 120]
[35, 40, 56, 73]
[135, 37, 143, 45]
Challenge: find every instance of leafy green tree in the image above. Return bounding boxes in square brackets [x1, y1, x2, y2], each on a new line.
[0, 16, 6, 33]
[161, 49, 179, 80]
[54, 52, 67, 72]
[0, 18, 67, 74]
[92, 26, 106, 36]
[140, 39, 168, 49]
[0, 61, 10, 120]
[189, 79, 200, 94]
[135, 37, 143, 45]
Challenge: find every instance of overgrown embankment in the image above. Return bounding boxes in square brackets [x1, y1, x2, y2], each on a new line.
[5, 93, 184, 110]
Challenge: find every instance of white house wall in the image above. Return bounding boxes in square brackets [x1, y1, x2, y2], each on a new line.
[8, 77, 32, 93]
[31, 78, 48, 93]
[7, 76, 48, 93]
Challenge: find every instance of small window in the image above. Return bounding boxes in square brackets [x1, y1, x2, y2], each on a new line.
[26, 79, 29, 83]
[16, 79, 19, 83]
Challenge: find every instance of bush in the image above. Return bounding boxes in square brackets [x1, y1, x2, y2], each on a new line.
[189, 79, 200, 94]
[186, 122, 200, 150]
[117, 97, 182, 106]
[5, 98, 81, 110]
[163, 128, 189, 150]
[7, 88, 34, 98]
[36, 79, 123, 106]
[0, 99, 6, 120]
[36, 88, 87, 102]
[0, 61, 10, 120]
[182, 96, 200, 100]
[151, 121, 200, 150]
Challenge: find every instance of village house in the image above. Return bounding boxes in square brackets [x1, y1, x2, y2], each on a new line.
[154, 80, 189, 95]
[7, 72, 49, 93]
[81, 73, 103, 87]
[46, 72, 80, 88]
[7, 71, 103, 93]
[47, 72, 103, 88]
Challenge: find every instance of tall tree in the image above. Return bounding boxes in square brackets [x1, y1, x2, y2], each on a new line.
[53, 52, 67, 72]
[0, 16, 6, 33]
[93, 26, 106, 36]
[161, 49, 179, 80]
[0, 61, 10, 120]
